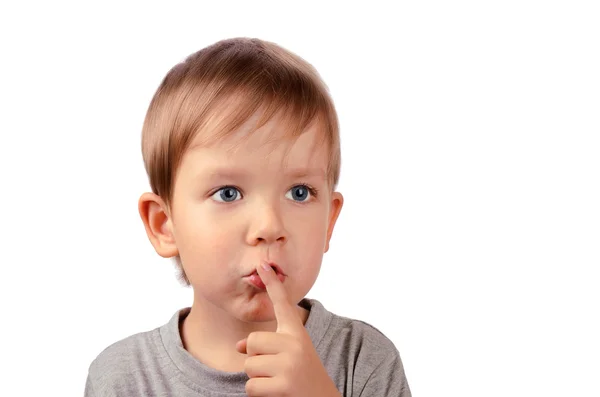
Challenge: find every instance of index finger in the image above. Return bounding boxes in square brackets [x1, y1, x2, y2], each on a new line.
[256, 262, 302, 333]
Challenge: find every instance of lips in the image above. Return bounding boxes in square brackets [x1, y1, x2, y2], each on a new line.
[243, 262, 287, 289]
[244, 263, 286, 277]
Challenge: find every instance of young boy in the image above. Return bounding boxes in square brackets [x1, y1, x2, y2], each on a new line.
[84, 37, 411, 397]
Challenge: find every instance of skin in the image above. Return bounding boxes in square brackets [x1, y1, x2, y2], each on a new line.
[139, 113, 343, 395]
[236, 263, 342, 396]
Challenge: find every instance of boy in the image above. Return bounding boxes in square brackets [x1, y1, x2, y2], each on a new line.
[85, 37, 411, 396]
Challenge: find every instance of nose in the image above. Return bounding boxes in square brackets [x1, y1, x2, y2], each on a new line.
[246, 201, 287, 246]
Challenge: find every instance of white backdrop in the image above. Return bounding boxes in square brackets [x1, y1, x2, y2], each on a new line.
[1, 1, 598, 396]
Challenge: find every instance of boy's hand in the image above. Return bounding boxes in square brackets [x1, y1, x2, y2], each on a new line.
[236, 263, 341, 397]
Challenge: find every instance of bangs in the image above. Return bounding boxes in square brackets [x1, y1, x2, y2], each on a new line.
[190, 86, 332, 155]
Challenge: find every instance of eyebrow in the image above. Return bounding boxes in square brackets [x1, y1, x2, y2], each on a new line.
[201, 167, 326, 181]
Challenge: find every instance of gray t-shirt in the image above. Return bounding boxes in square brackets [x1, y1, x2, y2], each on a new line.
[84, 298, 411, 396]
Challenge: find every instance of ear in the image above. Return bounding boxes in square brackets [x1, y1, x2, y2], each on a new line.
[138, 192, 179, 258]
[324, 191, 344, 253]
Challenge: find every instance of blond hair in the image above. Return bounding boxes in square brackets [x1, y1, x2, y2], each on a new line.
[140, 37, 341, 286]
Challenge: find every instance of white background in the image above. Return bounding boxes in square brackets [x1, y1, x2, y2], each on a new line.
[1, 1, 598, 396]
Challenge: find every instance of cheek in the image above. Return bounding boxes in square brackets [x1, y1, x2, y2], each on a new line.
[293, 209, 329, 246]
[173, 206, 239, 270]
[291, 215, 329, 269]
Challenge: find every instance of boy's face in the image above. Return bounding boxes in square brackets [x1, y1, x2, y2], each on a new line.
[166, 115, 342, 323]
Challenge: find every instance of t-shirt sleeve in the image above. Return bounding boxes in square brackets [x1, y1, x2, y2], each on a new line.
[359, 348, 412, 397]
[84, 373, 96, 397]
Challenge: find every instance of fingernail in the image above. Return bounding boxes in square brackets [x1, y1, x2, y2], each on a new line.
[261, 263, 272, 272]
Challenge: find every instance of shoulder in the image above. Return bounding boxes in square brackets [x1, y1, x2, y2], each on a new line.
[306, 300, 411, 396]
[329, 308, 399, 361]
[89, 326, 160, 368]
[85, 326, 163, 394]
[307, 299, 397, 357]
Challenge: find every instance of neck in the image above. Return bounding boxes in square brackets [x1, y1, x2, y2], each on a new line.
[180, 297, 309, 372]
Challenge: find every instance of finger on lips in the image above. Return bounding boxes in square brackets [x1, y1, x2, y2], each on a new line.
[256, 262, 301, 333]
[237, 263, 304, 356]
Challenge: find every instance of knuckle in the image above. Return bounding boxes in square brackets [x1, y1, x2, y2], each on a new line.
[290, 340, 303, 356]
[245, 378, 258, 395]
[282, 354, 296, 375]
[243, 357, 253, 375]
[247, 332, 257, 346]
[279, 377, 292, 395]
[246, 332, 258, 354]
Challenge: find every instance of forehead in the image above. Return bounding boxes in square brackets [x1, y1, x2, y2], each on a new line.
[187, 111, 329, 171]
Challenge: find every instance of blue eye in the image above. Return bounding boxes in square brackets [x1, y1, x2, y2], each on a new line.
[286, 185, 312, 202]
[212, 186, 241, 202]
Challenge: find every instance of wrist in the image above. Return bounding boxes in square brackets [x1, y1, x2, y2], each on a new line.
[321, 379, 341, 397]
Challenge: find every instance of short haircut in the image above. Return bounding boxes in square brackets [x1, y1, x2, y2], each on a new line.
[141, 37, 341, 286]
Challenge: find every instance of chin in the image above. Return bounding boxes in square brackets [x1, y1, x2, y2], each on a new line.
[237, 295, 276, 323]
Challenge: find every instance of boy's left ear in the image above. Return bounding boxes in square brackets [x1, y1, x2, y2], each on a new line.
[324, 192, 344, 253]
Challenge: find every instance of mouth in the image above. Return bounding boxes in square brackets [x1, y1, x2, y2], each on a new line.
[243, 262, 287, 289]
[244, 263, 286, 277]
